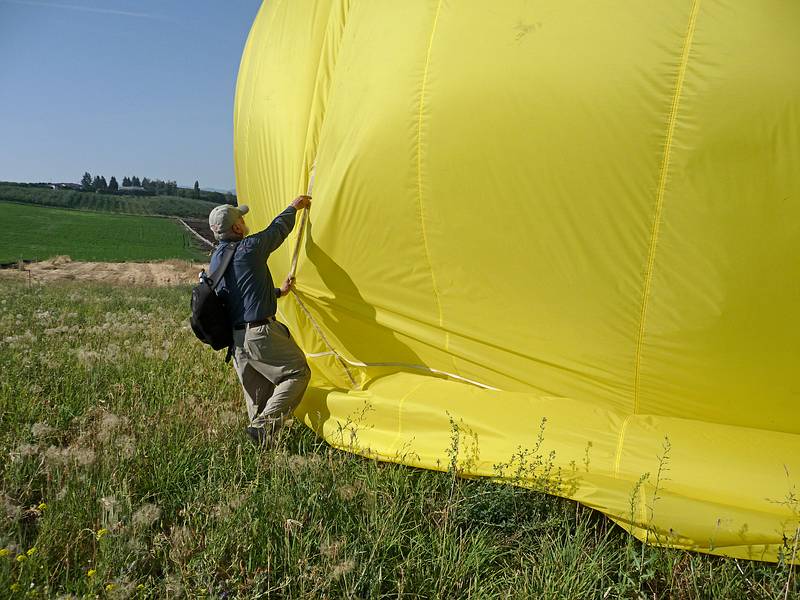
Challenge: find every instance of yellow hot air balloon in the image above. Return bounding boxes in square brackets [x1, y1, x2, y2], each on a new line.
[234, 0, 800, 562]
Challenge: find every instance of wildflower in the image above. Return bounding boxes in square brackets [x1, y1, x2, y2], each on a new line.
[136, 584, 144, 590]
[31, 422, 53, 439]
[75, 349, 101, 366]
[169, 526, 194, 562]
[99, 496, 118, 509]
[284, 518, 303, 534]
[16, 554, 26, 562]
[87, 569, 96, 578]
[97, 412, 128, 444]
[10, 443, 39, 463]
[44, 445, 96, 467]
[37, 502, 47, 511]
[131, 503, 161, 528]
[115, 435, 136, 458]
[96, 528, 109, 540]
[331, 559, 356, 579]
[25, 547, 36, 556]
[70, 447, 95, 466]
[164, 574, 184, 596]
[105, 583, 115, 592]
[43, 326, 70, 336]
[320, 539, 342, 559]
[0, 549, 8, 557]
[217, 410, 238, 426]
[2, 494, 21, 519]
[10, 583, 21, 592]
[337, 484, 358, 501]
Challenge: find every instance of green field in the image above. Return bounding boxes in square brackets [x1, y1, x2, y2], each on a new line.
[0, 183, 219, 220]
[0, 279, 796, 598]
[0, 202, 208, 263]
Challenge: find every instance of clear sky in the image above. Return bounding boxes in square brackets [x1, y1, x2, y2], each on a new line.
[0, 0, 262, 191]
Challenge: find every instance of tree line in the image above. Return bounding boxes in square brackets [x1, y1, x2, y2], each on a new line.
[80, 172, 182, 196]
[79, 172, 235, 204]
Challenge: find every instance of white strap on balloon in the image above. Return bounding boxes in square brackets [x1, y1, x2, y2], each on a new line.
[287, 160, 316, 281]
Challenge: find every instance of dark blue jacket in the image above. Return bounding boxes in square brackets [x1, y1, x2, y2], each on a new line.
[209, 206, 297, 326]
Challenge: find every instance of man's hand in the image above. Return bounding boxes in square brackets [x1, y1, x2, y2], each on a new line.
[291, 195, 312, 210]
[280, 276, 296, 296]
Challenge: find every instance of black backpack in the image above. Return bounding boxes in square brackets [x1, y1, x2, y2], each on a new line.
[190, 242, 238, 361]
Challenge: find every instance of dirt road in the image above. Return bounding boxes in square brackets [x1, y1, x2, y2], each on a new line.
[0, 256, 208, 286]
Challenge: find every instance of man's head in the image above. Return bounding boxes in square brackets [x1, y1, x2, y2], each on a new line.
[209, 204, 250, 241]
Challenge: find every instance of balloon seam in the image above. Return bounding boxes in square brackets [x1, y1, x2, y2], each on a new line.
[613, 414, 634, 478]
[633, 0, 701, 414]
[393, 380, 429, 449]
[416, 0, 446, 338]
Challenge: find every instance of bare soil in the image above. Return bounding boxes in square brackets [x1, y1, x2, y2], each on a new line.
[0, 256, 208, 286]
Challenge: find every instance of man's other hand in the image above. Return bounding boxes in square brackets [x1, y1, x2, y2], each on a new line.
[291, 195, 312, 210]
[280, 276, 296, 296]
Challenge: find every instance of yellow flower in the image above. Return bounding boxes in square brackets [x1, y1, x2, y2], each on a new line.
[16, 554, 26, 563]
[26, 547, 36, 556]
[96, 528, 109, 540]
[87, 569, 96, 578]
[105, 583, 115, 592]
[136, 584, 145, 590]
[37, 502, 47, 511]
[0, 548, 9, 557]
[10, 582, 21, 592]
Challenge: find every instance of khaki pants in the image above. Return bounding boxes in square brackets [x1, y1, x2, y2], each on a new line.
[232, 320, 311, 433]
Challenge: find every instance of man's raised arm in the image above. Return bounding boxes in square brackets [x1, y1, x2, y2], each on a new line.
[254, 195, 311, 254]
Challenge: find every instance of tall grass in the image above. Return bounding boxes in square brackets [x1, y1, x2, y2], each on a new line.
[0, 279, 796, 598]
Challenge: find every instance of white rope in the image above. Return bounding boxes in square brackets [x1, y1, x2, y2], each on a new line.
[303, 350, 500, 391]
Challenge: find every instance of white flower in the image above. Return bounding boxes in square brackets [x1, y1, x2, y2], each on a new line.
[31, 422, 53, 439]
[131, 503, 161, 528]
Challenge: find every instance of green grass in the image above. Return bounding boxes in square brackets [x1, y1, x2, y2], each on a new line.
[0, 279, 797, 598]
[0, 202, 208, 263]
[0, 183, 219, 220]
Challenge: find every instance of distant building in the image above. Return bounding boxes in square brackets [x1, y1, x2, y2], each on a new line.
[49, 183, 83, 190]
[118, 186, 151, 196]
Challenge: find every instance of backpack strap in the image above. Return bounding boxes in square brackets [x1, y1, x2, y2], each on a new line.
[209, 242, 238, 289]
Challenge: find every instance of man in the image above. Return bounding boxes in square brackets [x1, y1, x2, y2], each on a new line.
[207, 195, 312, 446]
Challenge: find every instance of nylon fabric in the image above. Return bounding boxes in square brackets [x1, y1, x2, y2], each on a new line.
[234, 0, 800, 562]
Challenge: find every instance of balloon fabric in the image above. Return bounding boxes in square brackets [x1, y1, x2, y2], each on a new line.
[234, 0, 800, 563]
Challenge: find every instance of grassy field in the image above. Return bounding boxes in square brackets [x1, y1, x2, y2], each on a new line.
[0, 184, 219, 220]
[0, 202, 209, 263]
[0, 279, 797, 599]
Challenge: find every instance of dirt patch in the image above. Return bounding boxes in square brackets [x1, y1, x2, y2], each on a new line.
[0, 256, 208, 286]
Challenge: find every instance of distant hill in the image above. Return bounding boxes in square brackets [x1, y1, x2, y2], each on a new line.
[0, 182, 220, 220]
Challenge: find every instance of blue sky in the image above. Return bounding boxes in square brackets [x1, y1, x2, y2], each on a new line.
[0, 0, 262, 191]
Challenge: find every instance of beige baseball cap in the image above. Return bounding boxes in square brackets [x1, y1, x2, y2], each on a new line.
[208, 204, 249, 240]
